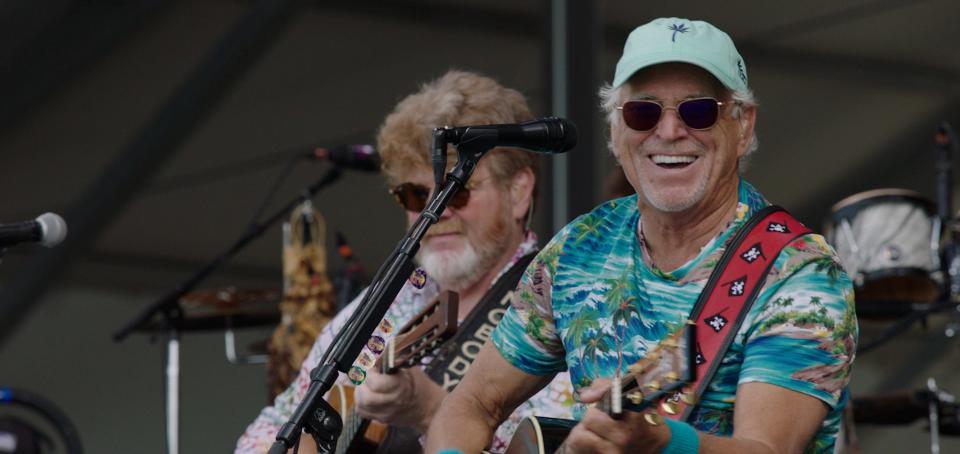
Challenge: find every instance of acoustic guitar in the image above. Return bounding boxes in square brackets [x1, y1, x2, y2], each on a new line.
[503, 325, 697, 454]
[328, 291, 458, 454]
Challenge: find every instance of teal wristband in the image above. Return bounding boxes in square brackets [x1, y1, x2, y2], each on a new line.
[661, 419, 699, 454]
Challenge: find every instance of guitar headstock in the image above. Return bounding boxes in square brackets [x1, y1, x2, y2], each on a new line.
[601, 323, 697, 419]
[379, 290, 459, 373]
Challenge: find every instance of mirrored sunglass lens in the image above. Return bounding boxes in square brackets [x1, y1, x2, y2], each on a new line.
[622, 102, 662, 131]
[678, 98, 719, 129]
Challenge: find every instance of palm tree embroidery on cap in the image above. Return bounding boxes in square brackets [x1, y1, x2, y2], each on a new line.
[668, 23, 689, 42]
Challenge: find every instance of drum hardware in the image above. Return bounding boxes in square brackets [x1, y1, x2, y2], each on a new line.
[825, 188, 944, 319]
[0, 387, 84, 454]
[136, 287, 282, 364]
[851, 378, 959, 454]
[927, 378, 945, 454]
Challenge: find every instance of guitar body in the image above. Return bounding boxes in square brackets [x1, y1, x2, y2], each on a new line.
[327, 383, 388, 453]
[503, 416, 577, 454]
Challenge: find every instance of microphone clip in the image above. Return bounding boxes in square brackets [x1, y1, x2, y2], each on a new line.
[432, 128, 449, 190]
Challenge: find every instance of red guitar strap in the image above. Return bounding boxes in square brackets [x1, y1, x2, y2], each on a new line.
[666, 205, 811, 421]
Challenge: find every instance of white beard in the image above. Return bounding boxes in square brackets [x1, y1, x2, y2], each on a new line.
[638, 172, 709, 213]
[419, 241, 486, 292]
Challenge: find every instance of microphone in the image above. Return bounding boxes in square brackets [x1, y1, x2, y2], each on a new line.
[0, 212, 68, 249]
[307, 144, 381, 172]
[445, 117, 578, 154]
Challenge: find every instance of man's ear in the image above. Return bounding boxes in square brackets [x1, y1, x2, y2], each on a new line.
[735, 104, 757, 158]
[509, 167, 536, 223]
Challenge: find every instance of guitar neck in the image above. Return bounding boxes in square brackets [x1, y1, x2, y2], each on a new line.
[599, 325, 696, 417]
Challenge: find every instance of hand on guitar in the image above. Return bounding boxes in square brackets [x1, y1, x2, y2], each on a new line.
[355, 362, 447, 434]
[560, 378, 670, 454]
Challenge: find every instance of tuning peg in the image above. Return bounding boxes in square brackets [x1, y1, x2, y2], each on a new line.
[662, 338, 679, 349]
[660, 401, 679, 415]
[646, 380, 661, 391]
[643, 412, 664, 426]
[680, 392, 697, 405]
[627, 390, 644, 405]
[665, 371, 679, 382]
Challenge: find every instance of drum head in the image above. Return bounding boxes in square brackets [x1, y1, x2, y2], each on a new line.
[825, 189, 942, 319]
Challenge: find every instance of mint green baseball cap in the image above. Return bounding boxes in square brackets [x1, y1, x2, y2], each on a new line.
[613, 17, 748, 92]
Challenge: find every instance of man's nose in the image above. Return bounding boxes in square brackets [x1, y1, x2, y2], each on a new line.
[654, 107, 690, 140]
[438, 203, 457, 218]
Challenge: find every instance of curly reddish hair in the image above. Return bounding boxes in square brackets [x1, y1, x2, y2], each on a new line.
[377, 70, 539, 191]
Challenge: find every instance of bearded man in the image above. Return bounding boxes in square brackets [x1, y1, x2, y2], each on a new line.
[236, 70, 574, 453]
[426, 18, 857, 454]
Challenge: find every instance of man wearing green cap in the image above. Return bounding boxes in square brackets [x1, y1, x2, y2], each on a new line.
[425, 17, 856, 454]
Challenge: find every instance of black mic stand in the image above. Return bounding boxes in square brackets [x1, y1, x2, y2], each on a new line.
[267, 128, 491, 454]
[937, 122, 959, 299]
[111, 167, 341, 454]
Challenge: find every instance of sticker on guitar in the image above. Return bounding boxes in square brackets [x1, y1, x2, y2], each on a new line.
[328, 291, 459, 454]
[502, 324, 697, 454]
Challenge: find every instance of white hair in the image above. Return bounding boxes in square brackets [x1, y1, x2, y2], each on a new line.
[598, 82, 759, 173]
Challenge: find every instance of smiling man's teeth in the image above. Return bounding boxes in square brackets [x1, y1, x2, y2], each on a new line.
[651, 155, 696, 164]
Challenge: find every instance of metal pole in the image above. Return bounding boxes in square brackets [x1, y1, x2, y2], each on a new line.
[165, 329, 181, 454]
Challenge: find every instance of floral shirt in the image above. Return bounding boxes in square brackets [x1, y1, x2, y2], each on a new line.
[236, 232, 575, 453]
[492, 181, 858, 453]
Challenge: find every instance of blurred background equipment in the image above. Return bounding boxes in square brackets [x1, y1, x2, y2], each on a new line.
[268, 200, 337, 399]
[333, 232, 365, 311]
[851, 378, 960, 454]
[0, 387, 82, 454]
[825, 121, 960, 453]
[825, 188, 943, 319]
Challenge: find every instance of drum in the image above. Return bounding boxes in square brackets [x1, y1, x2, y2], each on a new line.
[825, 189, 943, 317]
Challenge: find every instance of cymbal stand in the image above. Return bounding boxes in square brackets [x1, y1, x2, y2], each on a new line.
[928, 378, 943, 454]
[166, 321, 181, 454]
[112, 168, 342, 454]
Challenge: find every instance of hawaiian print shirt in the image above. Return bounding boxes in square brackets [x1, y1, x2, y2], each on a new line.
[492, 181, 858, 453]
[236, 231, 575, 453]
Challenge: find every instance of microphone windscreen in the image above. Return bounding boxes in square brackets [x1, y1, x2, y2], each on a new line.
[36, 212, 67, 247]
[557, 117, 578, 152]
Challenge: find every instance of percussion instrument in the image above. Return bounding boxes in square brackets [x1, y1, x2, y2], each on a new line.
[825, 189, 943, 317]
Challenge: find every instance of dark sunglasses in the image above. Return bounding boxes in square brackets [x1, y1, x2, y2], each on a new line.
[389, 182, 471, 212]
[617, 97, 729, 132]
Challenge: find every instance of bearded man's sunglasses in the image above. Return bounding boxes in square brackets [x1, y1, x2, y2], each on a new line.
[388, 182, 472, 212]
[617, 97, 731, 132]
